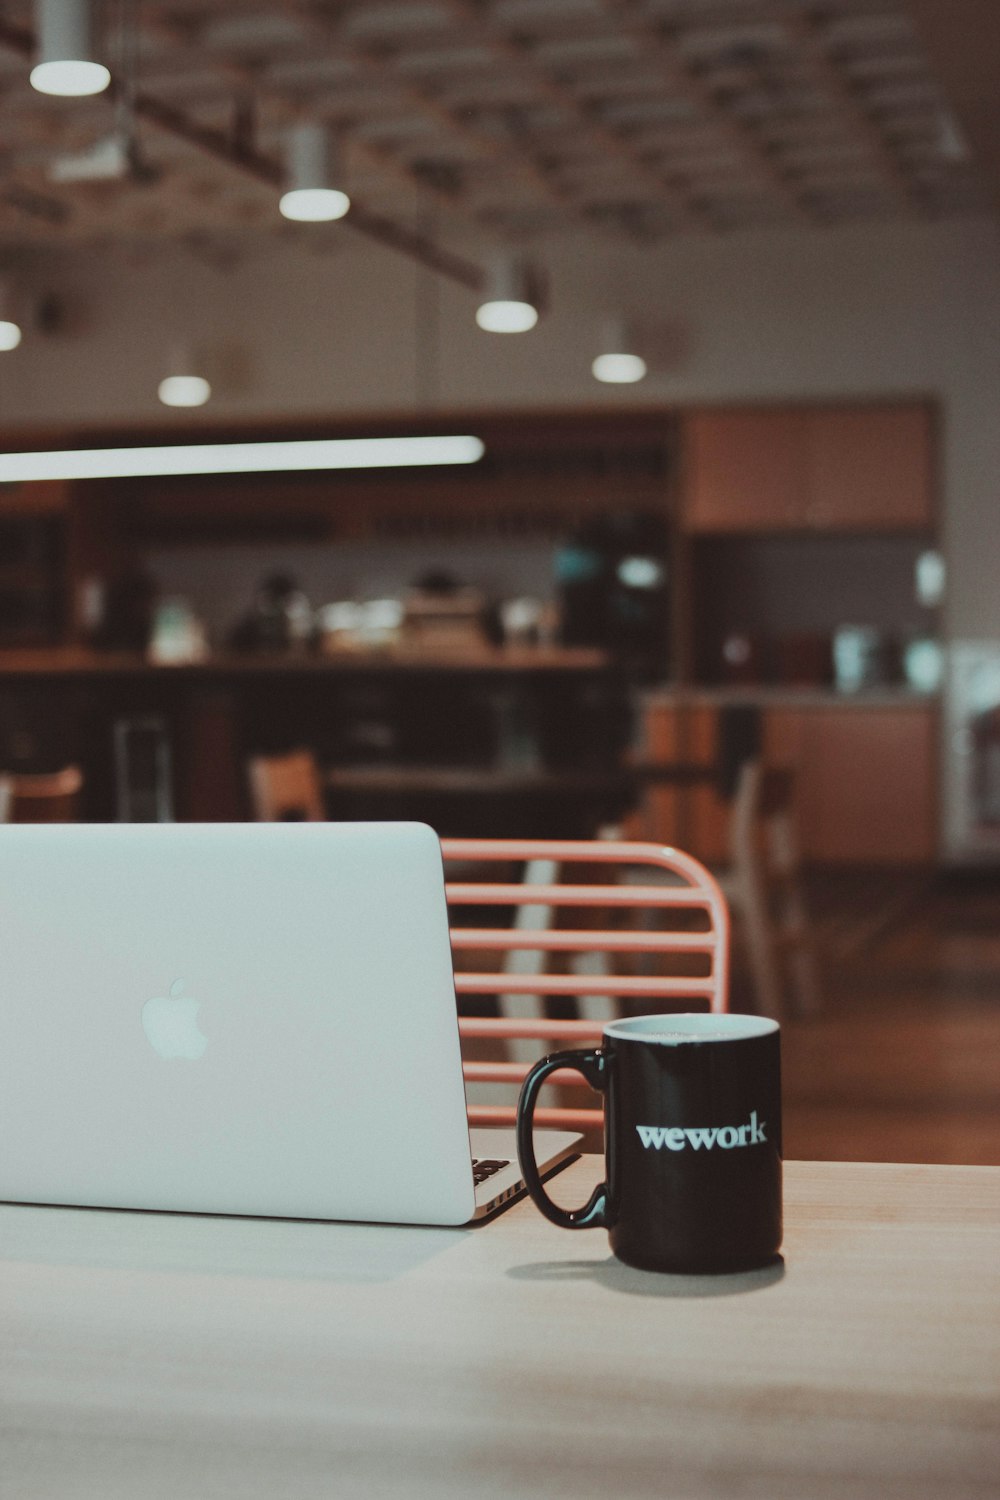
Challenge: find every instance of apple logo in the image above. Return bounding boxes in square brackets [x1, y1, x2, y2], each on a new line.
[141, 979, 208, 1060]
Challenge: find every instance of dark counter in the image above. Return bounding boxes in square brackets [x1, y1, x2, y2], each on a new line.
[0, 646, 631, 836]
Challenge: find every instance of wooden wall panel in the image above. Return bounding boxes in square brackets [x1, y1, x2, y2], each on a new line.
[795, 706, 937, 862]
[641, 701, 683, 848]
[684, 409, 806, 532]
[684, 403, 934, 534]
[641, 699, 938, 865]
[686, 705, 730, 863]
[805, 406, 934, 529]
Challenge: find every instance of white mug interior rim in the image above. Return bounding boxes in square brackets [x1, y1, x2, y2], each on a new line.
[603, 1013, 779, 1044]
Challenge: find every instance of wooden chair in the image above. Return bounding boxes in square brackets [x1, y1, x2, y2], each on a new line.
[441, 837, 730, 1132]
[247, 750, 326, 821]
[0, 766, 83, 822]
[716, 760, 821, 1022]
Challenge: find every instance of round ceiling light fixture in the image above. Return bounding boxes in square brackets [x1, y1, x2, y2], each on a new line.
[475, 254, 543, 333]
[279, 123, 351, 222]
[592, 319, 647, 384]
[158, 346, 211, 408]
[158, 375, 211, 408]
[30, 0, 111, 96]
[0, 282, 23, 351]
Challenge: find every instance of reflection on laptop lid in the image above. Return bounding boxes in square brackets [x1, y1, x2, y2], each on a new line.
[0, 821, 578, 1225]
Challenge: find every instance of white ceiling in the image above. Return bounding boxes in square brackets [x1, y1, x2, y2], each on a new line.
[0, 0, 993, 276]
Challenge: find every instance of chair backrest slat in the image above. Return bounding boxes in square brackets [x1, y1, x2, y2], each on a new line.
[464, 1061, 599, 1088]
[459, 1017, 605, 1042]
[445, 881, 715, 907]
[452, 927, 718, 953]
[469, 1104, 598, 1131]
[2, 765, 83, 823]
[455, 973, 719, 997]
[248, 750, 325, 822]
[443, 837, 730, 1135]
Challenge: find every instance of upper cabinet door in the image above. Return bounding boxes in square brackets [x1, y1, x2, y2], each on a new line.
[804, 405, 934, 530]
[683, 403, 934, 533]
[684, 408, 806, 532]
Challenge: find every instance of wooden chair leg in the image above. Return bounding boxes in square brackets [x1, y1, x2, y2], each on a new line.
[737, 870, 785, 1023]
[778, 887, 823, 1017]
[770, 819, 822, 1018]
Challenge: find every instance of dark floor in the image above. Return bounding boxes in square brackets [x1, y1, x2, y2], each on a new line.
[779, 869, 1000, 1165]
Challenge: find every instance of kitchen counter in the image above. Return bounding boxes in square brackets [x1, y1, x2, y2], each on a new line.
[0, 646, 625, 830]
[638, 686, 940, 862]
[0, 645, 611, 677]
[643, 683, 939, 709]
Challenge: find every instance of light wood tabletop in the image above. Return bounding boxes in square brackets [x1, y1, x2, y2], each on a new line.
[3, 1158, 998, 1500]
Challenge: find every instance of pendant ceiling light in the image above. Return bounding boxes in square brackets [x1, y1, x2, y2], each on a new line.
[475, 254, 542, 333]
[279, 124, 351, 222]
[30, 0, 110, 97]
[591, 319, 647, 384]
[0, 282, 22, 352]
[157, 345, 211, 408]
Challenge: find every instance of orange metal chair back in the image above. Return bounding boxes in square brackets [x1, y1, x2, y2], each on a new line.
[248, 750, 326, 822]
[441, 838, 730, 1132]
[3, 766, 84, 823]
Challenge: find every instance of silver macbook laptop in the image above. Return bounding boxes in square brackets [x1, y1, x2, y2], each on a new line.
[0, 821, 579, 1225]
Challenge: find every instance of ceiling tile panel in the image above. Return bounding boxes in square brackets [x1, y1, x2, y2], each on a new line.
[0, 0, 992, 254]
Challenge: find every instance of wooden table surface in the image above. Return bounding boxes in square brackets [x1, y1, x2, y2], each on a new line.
[3, 1159, 998, 1500]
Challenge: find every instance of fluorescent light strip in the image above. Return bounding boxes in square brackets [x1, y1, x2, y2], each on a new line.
[0, 435, 486, 483]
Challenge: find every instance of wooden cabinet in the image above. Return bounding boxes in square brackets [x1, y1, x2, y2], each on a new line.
[641, 698, 938, 864]
[804, 408, 933, 530]
[639, 701, 731, 861]
[121, 411, 676, 545]
[641, 694, 685, 849]
[684, 403, 933, 533]
[767, 703, 938, 863]
[684, 408, 805, 531]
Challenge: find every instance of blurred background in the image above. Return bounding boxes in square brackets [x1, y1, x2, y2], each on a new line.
[0, 0, 998, 1161]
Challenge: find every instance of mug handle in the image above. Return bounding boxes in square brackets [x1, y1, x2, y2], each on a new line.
[516, 1048, 610, 1229]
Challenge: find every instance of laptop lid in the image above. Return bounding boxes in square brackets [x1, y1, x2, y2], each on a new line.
[0, 821, 479, 1225]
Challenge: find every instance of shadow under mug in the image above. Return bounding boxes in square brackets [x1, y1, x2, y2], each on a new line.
[516, 1013, 782, 1274]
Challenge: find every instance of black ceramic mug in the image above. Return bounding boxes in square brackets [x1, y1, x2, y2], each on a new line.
[516, 1013, 781, 1273]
